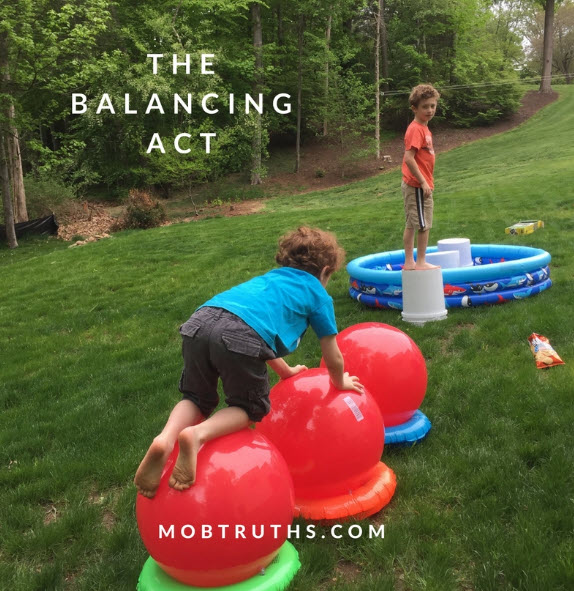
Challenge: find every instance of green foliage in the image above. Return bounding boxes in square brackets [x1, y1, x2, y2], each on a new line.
[22, 174, 76, 220]
[3, 0, 536, 196]
[381, 0, 524, 127]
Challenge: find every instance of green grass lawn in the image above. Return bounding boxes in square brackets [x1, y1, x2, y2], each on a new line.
[1, 87, 573, 591]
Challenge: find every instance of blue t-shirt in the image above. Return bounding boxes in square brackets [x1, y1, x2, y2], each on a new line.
[201, 267, 338, 356]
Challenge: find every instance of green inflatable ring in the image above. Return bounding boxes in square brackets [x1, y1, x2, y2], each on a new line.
[137, 541, 300, 591]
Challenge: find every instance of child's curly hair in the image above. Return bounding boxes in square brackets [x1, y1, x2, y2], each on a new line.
[275, 226, 345, 279]
[409, 84, 440, 108]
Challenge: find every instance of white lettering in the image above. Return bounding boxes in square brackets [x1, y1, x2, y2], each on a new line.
[146, 133, 165, 153]
[369, 524, 385, 538]
[158, 524, 174, 538]
[174, 94, 192, 114]
[273, 93, 291, 114]
[202, 524, 212, 539]
[146, 93, 165, 114]
[331, 524, 343, 539]
[71, 94, 87, 114]
[245, 93, 263, 114]
[96, 93, 115, 114]
[124, 93, 137, 114]
[201, 93, 219, 115]
[201, 54, 215, 75]
[147, 54, 163, 74]
[201, 133, 216, 154]
[173, 53, 191, 75]
[174, 133, 191, 154]
[181, 525, 195, 539]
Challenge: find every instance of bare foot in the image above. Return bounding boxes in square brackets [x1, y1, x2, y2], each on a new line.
[169, 427, 201, 490]
[415, 262, 441, 270]
[134, 437, 171, 498]
[403, 262, 417, 271]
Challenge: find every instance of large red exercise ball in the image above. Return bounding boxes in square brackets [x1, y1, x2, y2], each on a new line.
[322, 322, 427, 427]
[257, 368, 395, 520]
[136, 429, 294, 587]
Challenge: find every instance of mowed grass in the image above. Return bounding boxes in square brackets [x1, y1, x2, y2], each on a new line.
[1, 86, 574, 591]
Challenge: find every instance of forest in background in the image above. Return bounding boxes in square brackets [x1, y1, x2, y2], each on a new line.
[0, 0, 572, 233]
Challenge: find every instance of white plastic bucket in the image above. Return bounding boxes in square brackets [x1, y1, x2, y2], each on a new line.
[437, 238, 473, 267]
[401, 267, 448, 325]
[424, 249, 460, 269]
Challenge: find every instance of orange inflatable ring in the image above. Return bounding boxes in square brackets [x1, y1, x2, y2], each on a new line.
[294, 462, 396, 522]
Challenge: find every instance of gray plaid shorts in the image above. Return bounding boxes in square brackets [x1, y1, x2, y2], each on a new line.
[178, 306, 276, 422]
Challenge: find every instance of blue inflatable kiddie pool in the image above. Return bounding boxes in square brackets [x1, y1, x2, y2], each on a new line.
[348, 244, 551, 309]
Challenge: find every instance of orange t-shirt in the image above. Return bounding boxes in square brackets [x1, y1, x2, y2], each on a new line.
[401, 120, 435, 189]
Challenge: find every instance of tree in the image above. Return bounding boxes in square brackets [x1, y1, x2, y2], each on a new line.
[0, 131, 17, 248]
[525, 1, 574, 83]
[295, 13, 305, 173]
[0, 0, 110, 237]
[374, 0, 382, 159]
[540, 0, 557, 91]
[0, 27, 27, 224]
[251, 2, 264, 185]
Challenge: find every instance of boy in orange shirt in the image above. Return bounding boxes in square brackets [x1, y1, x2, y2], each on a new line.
[401, 84, 440, 270]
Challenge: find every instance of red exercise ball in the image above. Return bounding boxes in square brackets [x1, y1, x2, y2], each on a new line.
[322, 322, 427, 426]
[257, 368, 384, 504]
[136, 430, 294, 587]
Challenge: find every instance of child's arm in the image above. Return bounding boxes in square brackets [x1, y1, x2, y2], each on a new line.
[267, 358, 308, 380]
[320, 335, 364, 393]
[404, 149, 432, 198]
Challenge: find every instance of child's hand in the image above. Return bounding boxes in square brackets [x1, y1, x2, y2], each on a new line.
[267, 358, 308, 380]
[339, 372, 364, 394]
[421, 181, 432, 198]
[282, 364, 308, 379]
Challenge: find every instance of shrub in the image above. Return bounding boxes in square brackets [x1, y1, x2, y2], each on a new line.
[23, 174, 76, 219]
[115, 189, 167, 230]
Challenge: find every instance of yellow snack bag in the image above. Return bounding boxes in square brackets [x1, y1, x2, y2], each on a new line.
[528, 333, 565, 369]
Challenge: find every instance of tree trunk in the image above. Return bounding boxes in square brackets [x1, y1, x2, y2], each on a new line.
[7, 106, 27, 222]
[250, 3, 263, 185]
[375, 0, 381, 159]
[0, 131, 18, 249]
[323, 13, 332, 137]
[295, 14, 305, 173]
[380, 0, 389, 90]
[539, 0, 555, 93]
[0, 30, 27, 223]
[277, 2, 283, 46]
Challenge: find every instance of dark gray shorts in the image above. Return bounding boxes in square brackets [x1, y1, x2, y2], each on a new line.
[178, 307, 276, 422]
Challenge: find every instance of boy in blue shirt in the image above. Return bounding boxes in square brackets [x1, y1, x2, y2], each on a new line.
[134, 226, 363, 498]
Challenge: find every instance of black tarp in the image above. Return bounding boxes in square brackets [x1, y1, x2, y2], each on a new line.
[0, 214, 59, 241]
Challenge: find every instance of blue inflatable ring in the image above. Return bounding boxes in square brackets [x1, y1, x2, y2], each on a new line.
[347, 244, 552, 309]
[384, 410, 431, 446]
